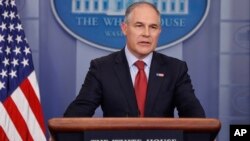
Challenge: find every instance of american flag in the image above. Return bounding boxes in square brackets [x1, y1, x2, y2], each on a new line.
[0, 0, 46, 140]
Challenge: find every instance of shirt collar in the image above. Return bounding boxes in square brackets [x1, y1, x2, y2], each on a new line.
[125, 45, 153, 68]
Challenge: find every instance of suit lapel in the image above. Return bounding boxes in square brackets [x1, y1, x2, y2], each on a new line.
[113, 50, 139, 116]
[145, 52, 166, 116]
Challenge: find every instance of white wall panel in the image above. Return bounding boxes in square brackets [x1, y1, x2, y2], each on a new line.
[221, 0, 250, 20]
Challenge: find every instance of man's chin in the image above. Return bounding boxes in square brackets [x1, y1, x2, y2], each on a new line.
[137, 49, 153, 57]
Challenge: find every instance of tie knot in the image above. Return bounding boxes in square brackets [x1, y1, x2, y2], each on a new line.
[135, 60, 145, 70]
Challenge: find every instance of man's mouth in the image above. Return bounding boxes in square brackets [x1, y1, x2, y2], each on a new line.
[138, 41, 151, 46]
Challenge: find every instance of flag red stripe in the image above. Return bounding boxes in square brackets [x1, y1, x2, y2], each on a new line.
[20, 78, 46, 134]
[0, 126, 9, 141]
[3, 97, 33, 141]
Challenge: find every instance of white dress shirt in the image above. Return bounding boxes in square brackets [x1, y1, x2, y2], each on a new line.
[124, 46, 153, 86]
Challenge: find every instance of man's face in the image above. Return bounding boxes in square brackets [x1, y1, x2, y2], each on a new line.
[121, 4, 161, 59]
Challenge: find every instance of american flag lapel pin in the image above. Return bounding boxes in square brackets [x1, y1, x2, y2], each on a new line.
[156, 73, 165, 77]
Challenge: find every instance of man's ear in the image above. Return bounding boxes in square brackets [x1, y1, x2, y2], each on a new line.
[120, 22, 127, 36]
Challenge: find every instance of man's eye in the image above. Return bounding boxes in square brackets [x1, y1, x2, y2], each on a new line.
[135, 24, 143, 27]
[151, 26, 159, 29]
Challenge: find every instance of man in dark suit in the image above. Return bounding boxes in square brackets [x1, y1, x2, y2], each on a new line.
[64, 2, 205, 118]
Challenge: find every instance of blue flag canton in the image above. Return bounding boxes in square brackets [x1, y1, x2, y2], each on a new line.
[0, 0, 34, 101]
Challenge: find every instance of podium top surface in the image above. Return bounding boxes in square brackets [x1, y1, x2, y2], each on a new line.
[48, 118, 221, 132]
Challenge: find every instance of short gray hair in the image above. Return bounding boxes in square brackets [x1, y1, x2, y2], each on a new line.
[124, 2, 161, 23]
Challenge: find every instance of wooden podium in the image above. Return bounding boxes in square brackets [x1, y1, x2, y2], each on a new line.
[48, 118, 221, 141]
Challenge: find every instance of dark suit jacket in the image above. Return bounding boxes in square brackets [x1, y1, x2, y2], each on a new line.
[64, 49, 205, 117]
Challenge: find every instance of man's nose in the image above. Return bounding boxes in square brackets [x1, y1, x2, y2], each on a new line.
[142, 27, 150, 37]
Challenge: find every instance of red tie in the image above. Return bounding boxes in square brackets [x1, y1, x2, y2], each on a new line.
[134, 60, 147, 117]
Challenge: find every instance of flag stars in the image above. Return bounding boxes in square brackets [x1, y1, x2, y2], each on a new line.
[4, 0, 9, 7]
[21, 58, 29, 67]
[9, 24, 15, 31]
[0, 22, 7, 31]
[15, 35, 22, 44]
[0, 81, 5, 90]
[9, 69, 17, 78]
[11, 58, 19, 67]
[24, 46, 31, 55]
[16, 14, 20, 19]
[5, 46, 11, 55]
[0, 0, 36, 98]
[7, 34, 13, 43]
[16, 23, 23, 31]
[2, 11, 8, 19]
[10, 0, 16, 7]
[13, 46, 21, 55]
[0, 69, 7, 79]
[2, 58, 10, 67]
[9, 11, 16, 20]
[23, 37, 28, 43]
[0, 34, 4, 42]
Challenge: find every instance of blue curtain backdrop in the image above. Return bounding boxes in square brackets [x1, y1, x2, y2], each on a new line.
[16, 0, 250, 140]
